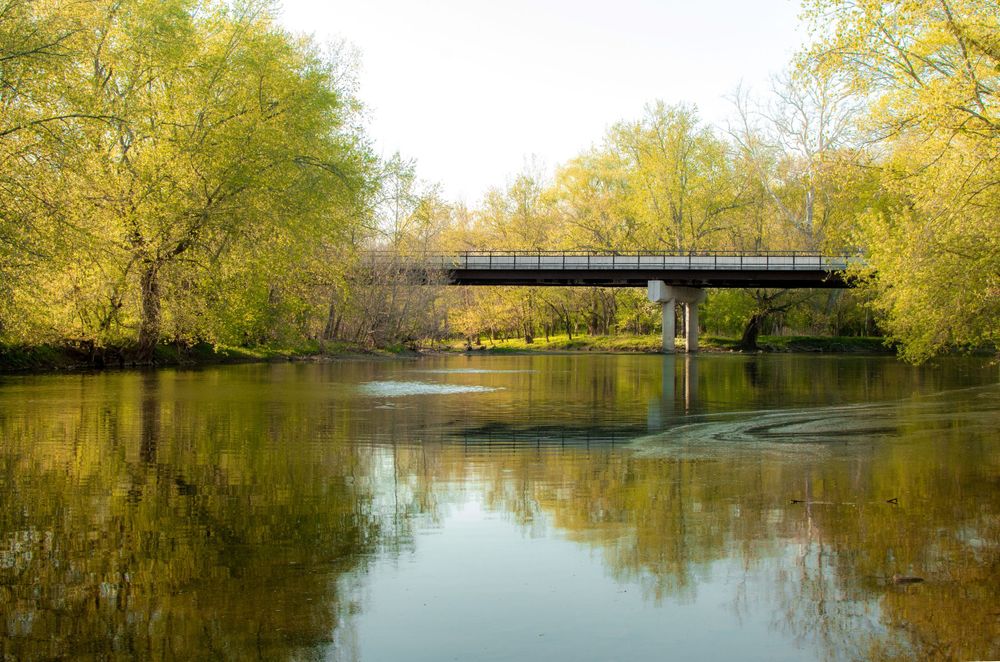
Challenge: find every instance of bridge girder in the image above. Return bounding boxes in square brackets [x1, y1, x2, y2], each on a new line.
[444, 268, 850, 288]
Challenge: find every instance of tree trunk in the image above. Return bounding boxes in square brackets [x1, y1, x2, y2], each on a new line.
[738, 312, 766, 352]
[322, 301, 339, 341]
[137, 263, 161, 361]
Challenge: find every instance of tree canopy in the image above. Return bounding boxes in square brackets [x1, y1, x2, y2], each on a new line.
[1, 0, 375, 356]
[803, 0, 1000, 360]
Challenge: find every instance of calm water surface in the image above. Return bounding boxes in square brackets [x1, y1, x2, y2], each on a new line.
[1, 354, 998, 660]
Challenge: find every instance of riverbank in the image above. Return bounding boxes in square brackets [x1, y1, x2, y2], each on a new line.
[439, 333, 895, 355]
[0, 334, 899, 374]
[0, 340, 415, 374]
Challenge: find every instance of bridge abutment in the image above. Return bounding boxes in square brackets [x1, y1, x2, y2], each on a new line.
[647, 281, 706, 353]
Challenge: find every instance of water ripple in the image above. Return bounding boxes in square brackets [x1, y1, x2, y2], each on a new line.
[630, 384, 1000, 459]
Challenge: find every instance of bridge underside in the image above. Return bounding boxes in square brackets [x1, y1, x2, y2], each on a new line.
[445, 268, 848, 288]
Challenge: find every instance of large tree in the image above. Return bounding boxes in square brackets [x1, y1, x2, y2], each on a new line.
[610, 102, 741, 251]
[8, 0, 372, 355]
[804, 0, 1000, 360]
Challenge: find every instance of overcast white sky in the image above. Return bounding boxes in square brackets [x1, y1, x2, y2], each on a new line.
[278, 0, 805, 204]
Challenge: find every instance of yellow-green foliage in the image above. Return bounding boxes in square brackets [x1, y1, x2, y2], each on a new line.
[804, 0, 1000, 360]
[0, 0, 374, 352]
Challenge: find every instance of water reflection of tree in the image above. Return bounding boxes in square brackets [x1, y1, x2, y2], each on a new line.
[0, 370, 392, 660]
[386, 387, 1000, 660]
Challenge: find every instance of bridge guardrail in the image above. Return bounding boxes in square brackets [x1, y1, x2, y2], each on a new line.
[397, 251, 855, 271]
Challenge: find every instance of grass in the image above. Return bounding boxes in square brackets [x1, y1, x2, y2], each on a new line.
[441, 333, 894, 355]
[0, 343, 83, 371]
[0, 338, 417, 374]
[753, 335, 894, 353]
[442, 333, 662, 353]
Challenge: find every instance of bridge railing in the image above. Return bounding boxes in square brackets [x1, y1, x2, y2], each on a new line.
[399, 251, 855, 271]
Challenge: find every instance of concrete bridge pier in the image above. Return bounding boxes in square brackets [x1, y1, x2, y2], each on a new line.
[685, 299, 700, 352]
[647, 281, 706, 352]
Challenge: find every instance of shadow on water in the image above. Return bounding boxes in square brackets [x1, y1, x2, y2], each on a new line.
[0, 355, 997, 660]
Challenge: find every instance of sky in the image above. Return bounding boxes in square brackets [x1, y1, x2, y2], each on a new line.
[277, 0, 806, 204]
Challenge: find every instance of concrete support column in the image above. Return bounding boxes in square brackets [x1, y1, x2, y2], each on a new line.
[684, 302, 700, 353]
[660, 298, 676, 352]
[648, 281, 706, 354]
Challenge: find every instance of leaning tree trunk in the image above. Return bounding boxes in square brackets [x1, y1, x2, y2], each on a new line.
[737, 312, 767, 352]
[137, 262, 161, 361]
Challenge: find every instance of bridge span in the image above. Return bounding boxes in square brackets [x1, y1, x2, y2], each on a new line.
[424, 250, 855, 289]
[392, 251, 858, 353]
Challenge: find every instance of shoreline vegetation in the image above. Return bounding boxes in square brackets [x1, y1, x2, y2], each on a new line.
[441, 334, 897, 355]
[0, 334, 905, 374]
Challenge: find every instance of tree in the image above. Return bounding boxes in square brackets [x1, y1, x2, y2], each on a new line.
[477, 166, 559, 251]
[803, 0, 1000, 360]
[728, 71, 862, 251]
[551, 149, 639, 251]
[721, 70, 870, 348]
[26, 0, 372, 356]
[0, 0, 101, 338]
[610, 102, 741, 251]
[321, 155, 453, 349]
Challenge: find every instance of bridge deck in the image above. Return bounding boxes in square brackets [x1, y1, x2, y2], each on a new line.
[414, 252, 856, 288]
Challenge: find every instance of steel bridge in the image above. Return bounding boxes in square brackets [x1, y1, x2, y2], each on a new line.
[410, 250, 856, 288]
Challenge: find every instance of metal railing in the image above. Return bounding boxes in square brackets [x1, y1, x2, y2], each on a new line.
[386, 250, 857, 271]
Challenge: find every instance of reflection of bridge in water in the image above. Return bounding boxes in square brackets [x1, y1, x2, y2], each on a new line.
[449, 424, 635, 450]
[393, 356, 700, 450]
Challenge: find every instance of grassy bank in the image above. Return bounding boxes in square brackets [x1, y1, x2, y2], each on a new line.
[0, 340, 412, 374]
[440, 333, 895, 355]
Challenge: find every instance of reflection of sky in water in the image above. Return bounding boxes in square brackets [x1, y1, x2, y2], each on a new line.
[359, 380, 503, 397]
[332, 502, 819, 662]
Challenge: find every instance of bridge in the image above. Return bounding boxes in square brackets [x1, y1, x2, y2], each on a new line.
[424, 250, 853, 289]
[388, 250, 859, 353]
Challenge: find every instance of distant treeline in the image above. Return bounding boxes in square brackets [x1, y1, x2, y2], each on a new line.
[1, 0, 996, 362]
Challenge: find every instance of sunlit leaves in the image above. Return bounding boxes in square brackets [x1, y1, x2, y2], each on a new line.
[804, 0, 1000, 360]
[0, 0, 374, 351]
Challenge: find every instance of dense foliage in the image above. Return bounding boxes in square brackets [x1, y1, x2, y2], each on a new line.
[804, 0, 1000, 361]
[1, 0, 375, 358]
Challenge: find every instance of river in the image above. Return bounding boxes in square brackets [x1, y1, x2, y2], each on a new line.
[0, 354, 997, 660]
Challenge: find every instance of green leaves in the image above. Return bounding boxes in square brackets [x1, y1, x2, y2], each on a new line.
[0, 0, 374, 351]
[804, 0, 1000, 360]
